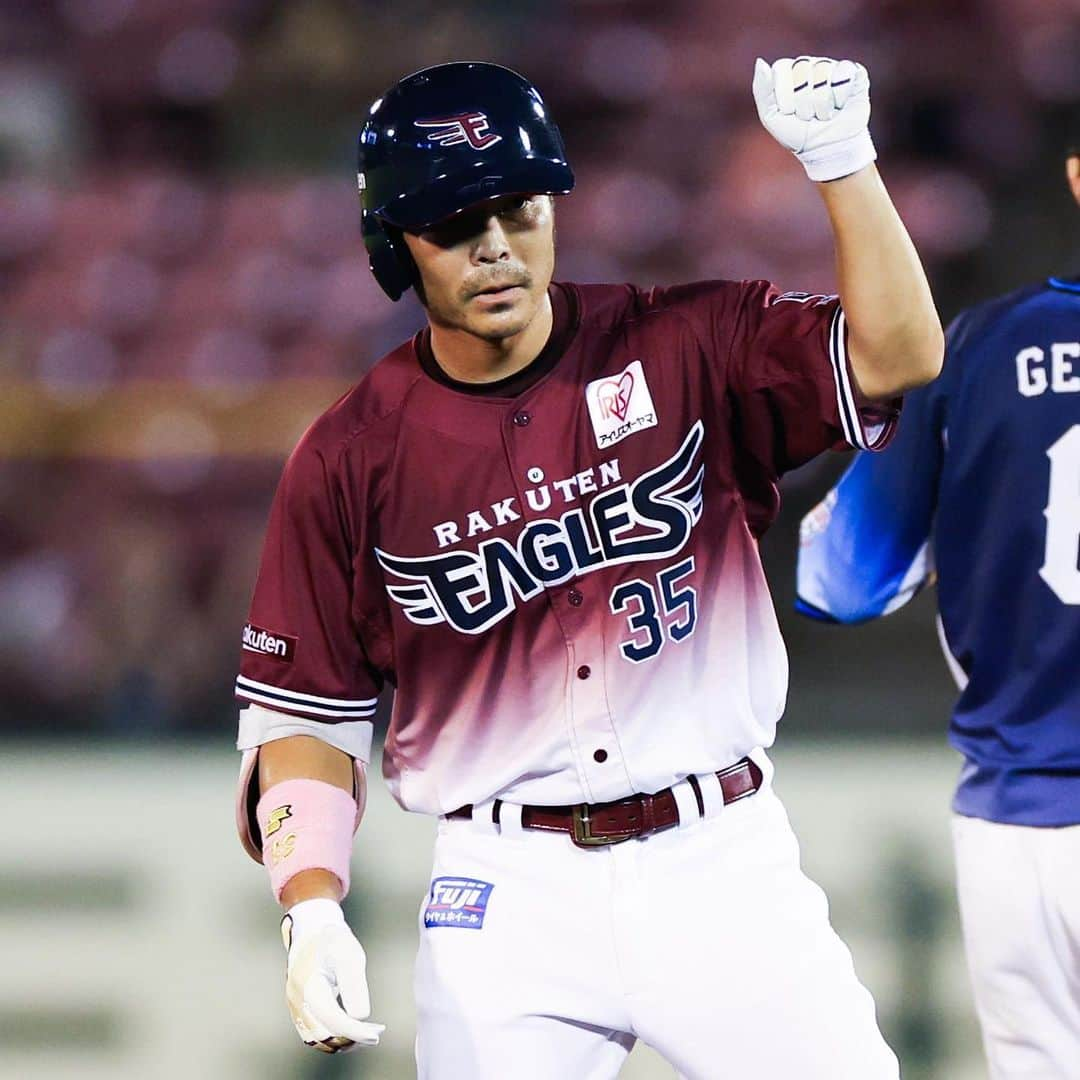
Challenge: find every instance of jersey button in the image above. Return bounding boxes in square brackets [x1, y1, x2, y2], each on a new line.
[513, 411, 531, 427]
[576, 665, 591, 680]
[567, 588, 583, 607]
[593, 748, 608, 763]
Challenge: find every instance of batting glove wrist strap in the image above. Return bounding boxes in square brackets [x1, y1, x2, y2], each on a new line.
[284, 897, 347, 943]
[799, 128, 876, 183]
[256, 779, 357, 902]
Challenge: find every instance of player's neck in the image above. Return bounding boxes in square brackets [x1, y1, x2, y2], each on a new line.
[427, 293, 553, 385]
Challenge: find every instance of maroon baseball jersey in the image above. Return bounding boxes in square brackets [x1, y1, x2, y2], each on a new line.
[237, 280, 897, 814]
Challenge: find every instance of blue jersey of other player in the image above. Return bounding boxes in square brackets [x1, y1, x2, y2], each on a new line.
[796, 276, 1080, 827]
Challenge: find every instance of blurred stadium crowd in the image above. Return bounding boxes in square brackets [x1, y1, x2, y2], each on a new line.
[1, 0, 1077, 737]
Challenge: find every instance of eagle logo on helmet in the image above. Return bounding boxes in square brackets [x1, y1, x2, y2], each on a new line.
[414, 112, 502, 150]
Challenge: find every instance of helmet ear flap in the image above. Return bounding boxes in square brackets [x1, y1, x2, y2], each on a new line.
[361, 208, 414, 301]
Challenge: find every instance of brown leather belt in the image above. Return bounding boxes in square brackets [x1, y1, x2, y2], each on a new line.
[447, 758, 763, 849]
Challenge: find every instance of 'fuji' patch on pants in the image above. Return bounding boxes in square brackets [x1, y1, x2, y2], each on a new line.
[424, 877, 494, 929]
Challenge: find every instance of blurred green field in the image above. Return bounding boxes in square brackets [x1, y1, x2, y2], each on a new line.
[1, 738, 985, 1080]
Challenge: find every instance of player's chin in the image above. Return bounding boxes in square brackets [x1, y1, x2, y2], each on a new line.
[466, 297, 533, 339]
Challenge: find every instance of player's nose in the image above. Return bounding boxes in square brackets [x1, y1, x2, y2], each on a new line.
[471, 215, 511, 264]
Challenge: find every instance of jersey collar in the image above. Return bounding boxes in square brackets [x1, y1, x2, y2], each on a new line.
[1048, 275, 1080, 294]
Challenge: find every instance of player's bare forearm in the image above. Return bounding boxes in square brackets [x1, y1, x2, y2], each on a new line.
[818, 165, 943, 399]
[259, 735, 363, 907]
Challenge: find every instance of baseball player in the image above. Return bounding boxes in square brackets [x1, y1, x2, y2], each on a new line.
[235, 59, 943, 1078]
[795, 144, 1080, 1078]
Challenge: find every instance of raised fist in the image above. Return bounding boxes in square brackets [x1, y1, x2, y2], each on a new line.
[753, 56, 876, 182]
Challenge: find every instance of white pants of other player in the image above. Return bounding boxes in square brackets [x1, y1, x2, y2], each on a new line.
[415, 764, 899, 1079]
[953, 814, 1080, 1080]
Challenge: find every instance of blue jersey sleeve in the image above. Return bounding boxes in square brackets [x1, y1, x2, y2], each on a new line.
[795, 342, 951, 623]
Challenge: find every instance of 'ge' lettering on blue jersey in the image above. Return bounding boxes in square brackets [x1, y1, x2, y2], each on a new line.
[796, 277, 1080, 827]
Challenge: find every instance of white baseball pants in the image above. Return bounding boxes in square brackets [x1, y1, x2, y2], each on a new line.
[414, 774, 899, 1079]
[952, 814, 1080, 1079]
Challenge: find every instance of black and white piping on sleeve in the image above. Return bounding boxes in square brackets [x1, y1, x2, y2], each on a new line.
[828, 306, 889, 451]
[234, 675, 377, 719]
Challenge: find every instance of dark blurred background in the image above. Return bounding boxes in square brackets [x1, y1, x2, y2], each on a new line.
[1, 0, 1077, 741]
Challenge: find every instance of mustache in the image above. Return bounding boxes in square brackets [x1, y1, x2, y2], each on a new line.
[463, 267, 532, 299]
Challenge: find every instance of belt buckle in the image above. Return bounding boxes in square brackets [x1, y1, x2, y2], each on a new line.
[570, 804, 630, 847]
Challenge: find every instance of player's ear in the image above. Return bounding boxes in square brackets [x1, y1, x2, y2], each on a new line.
[1067, 153, 1080, 209]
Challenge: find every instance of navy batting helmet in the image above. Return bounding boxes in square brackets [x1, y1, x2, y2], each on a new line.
[357, 62, 575, 300]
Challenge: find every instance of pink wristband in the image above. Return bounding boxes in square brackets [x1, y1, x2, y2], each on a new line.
[256, 779, 357, 903]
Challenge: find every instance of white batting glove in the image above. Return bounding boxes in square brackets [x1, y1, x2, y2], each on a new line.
[281, 898, 385, 1053]
[752, 56, 876, 182]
